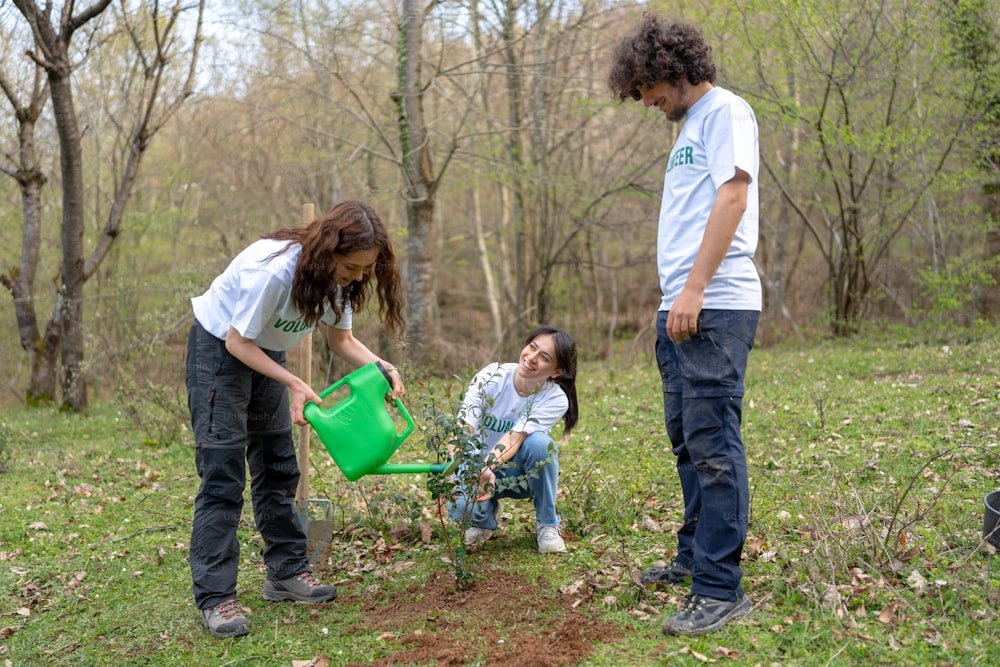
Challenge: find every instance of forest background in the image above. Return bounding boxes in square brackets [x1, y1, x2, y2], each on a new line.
[1, 0, 999, 411]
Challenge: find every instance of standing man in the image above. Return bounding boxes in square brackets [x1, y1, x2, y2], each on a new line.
[608, 14, 761, 636]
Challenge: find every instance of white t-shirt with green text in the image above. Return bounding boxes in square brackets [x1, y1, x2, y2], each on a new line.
[459, 362, 568, 453]
[657, 86, 762, 312]
[192, 239, 351, 352]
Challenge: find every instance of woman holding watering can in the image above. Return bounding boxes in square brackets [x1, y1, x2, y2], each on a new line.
[185, 200, 404, 638]
[448, 326, 579, 554]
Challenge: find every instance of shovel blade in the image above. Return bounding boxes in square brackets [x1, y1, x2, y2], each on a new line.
[295, 498, 334, 571]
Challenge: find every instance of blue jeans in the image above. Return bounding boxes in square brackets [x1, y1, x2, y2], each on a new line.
[656, 309, 758, 601]
[448, 431, 561, 528]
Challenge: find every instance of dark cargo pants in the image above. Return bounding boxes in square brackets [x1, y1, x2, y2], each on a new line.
[655, 309, 758, 602]
[185, 322, 310, 610]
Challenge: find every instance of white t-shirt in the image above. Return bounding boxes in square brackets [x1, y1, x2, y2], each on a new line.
[657, 86, 762, 311]
[459, 362, 568, 453]
[192, 238, 352, 352]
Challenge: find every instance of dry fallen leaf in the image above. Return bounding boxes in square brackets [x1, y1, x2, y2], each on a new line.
[559, 579, 584, 596]
[678, 646, 710, 662]
[66, 571, 87, 589]
[715, 645, 740, 659]
[291, 656, 330, 667]
[905, 570, 926, 593]
[878, 603, 900, 625]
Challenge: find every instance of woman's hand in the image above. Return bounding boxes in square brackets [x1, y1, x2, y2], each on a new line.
[474, 466, 496, 503]
[225, 327, 321, 427]
[289, 377, 323, 427]
[383, 365, 406, 400]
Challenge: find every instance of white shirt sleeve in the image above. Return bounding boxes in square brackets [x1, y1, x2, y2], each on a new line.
[230, 269, 288, 340]
[705, 97, 757, 188]
[512, 385, 568, 435]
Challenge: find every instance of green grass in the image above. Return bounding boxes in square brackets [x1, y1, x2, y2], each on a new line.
[1, 336, 999, 666]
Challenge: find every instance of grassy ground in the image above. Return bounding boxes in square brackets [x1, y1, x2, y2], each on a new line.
[1, 335, 998, 666]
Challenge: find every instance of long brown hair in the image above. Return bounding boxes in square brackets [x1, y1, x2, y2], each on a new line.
[262, 200, 404, 333]
[525, 325, 579, 434]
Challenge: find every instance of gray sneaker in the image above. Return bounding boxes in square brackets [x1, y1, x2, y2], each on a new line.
[201, 599, 249, 638]
[263, 572, 337, 603]
[662, 593, 753, 636]
[640, 559, 692, 587]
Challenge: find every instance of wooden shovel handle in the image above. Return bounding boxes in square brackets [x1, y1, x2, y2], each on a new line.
[295, 203, 315, 503]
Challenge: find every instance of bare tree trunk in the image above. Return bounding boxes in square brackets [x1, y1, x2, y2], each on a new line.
[50, 70, 90, 409]
[467, 0, 503, 346]
[396, 0, 438, 363]
[12, 0, 111, 412]
[985, 181, 1000, 316]
[499, 0, 531, 329]
[0, 57, 57, 404]
[7, 0, 203, 409]
[472, 189, 503, 346]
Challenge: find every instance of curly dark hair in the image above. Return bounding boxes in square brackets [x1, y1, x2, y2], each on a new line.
[608, 13, 717, 102]
[262, 200, 405, 334]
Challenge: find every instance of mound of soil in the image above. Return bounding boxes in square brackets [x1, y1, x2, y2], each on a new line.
[342, 563, 623, 666]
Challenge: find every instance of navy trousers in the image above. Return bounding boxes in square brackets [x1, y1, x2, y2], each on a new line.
[655, 309, 758, 601]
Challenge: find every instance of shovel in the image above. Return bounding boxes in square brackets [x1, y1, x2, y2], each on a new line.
[304, 362, 457, 482]
[293, 204, 334, 571]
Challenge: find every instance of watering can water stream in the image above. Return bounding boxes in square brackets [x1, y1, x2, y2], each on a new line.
[304, 362, 456, 481]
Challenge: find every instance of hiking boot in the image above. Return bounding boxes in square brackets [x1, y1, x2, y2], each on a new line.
[263, 572, 337, 603]
[201, 599, 249, 638]
[662, 593, 754, 636]
[536, 522, 566, 554]
[640, 559, 692, 587]
[463, 500, 500, 549]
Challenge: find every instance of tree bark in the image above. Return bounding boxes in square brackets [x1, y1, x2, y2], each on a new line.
[0, 58, 57, 404]
[6, 0, 202, 409]
[396, 0, 438, 363]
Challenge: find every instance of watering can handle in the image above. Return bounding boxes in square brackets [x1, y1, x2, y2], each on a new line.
[309, 363, 414, 443]
[378, 362, 416, 444]
[315, 373, 350, 401]
[391, 397, 415, 444]
[314, 361, 393, 400]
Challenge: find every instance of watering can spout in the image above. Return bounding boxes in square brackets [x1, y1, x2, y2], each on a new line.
[373, 460, 458, 476]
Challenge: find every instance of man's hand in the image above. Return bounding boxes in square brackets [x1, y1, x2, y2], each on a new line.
[666, 288, 704, 343]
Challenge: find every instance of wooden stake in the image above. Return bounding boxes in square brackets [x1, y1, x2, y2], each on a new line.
[295, 203, 316, 504]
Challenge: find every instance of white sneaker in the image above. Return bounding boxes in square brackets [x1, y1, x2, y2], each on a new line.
[536, 522, 566, 554]
[463, 526, 494, 548]
[463, 500, 500, 548]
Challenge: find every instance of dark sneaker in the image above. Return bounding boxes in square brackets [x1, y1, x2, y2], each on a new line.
[662, 593, 754, 636]
[201, 599, 249, 638]
[263, 572, 338, 603]
[639, 559, 692, 587]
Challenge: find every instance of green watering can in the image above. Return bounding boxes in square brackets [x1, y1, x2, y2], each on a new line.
[304, 362, 455, 481]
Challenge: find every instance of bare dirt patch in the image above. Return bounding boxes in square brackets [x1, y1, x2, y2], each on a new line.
[342, 563, 624, 666]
